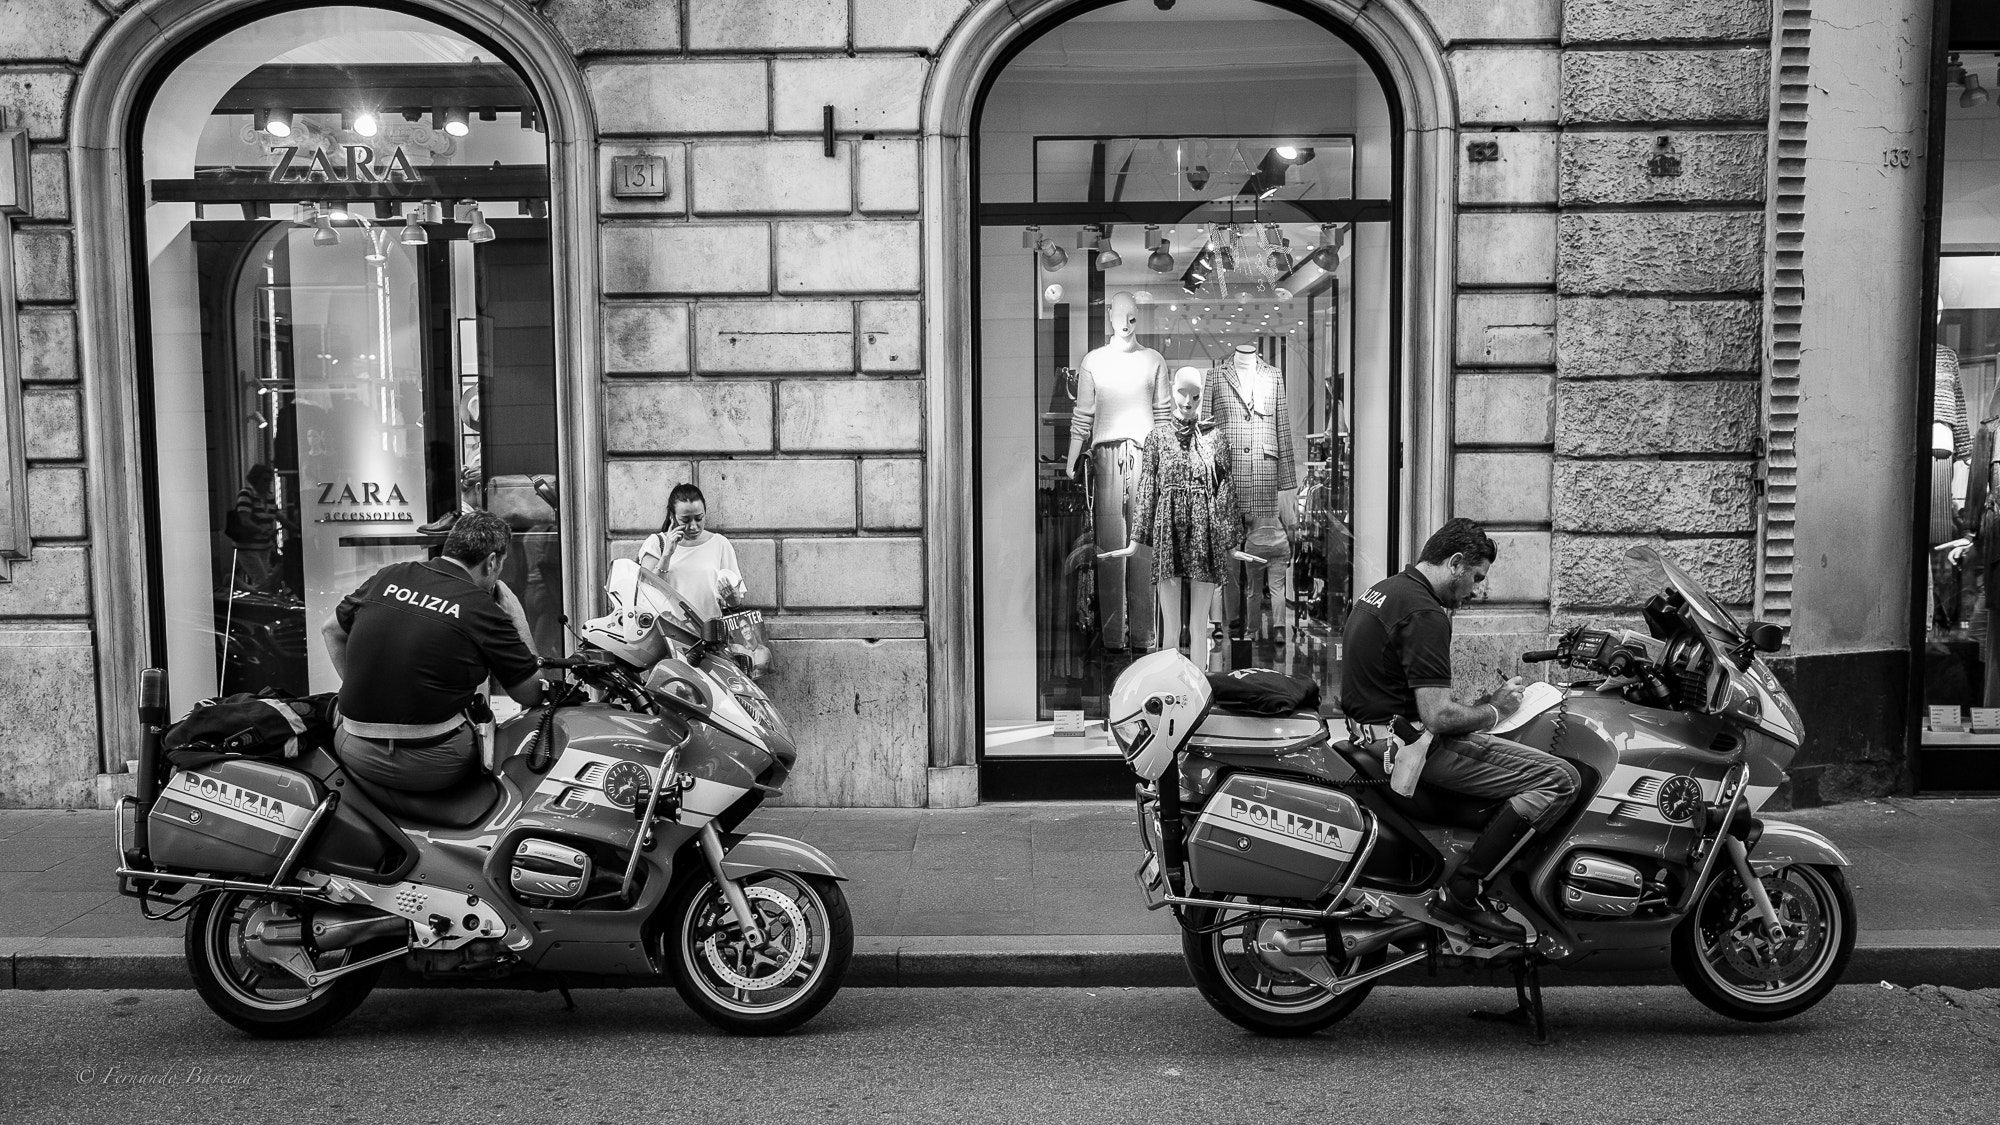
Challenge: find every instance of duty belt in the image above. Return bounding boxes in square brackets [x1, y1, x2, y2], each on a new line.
[1343, 718, 1402, 744]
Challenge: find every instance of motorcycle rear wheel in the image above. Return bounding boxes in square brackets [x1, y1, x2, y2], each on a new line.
[1672, 862, 1856, 1022]
[666, 871, 852, 1035]
[185, 891, 383, 1038]
[1181, 898, 1380, 1037]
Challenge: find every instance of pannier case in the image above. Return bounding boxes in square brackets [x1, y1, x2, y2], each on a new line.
[148, 759, 323, 877]
[1187, 773, 1367, 900]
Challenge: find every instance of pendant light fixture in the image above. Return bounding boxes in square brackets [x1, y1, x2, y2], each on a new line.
[466, 205, 496, 244]
[1309, 223, 1346, 270]
[400, 211, 429, 246]
[256, 107, 293, 138]
[1094, 225, 1121, 271]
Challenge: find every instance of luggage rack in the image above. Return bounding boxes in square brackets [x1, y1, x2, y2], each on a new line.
[111, 791, 339, 915]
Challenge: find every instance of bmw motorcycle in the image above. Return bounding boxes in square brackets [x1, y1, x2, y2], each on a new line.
[114, 559, 851, 1038]
[1111, 546, 1856, 1040]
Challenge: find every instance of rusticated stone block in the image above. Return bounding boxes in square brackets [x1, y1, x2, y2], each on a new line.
[1563, 0, 1770, 42]
[759, 637, 928, 806]
[1414, 0, 1560, 42]
[1459, 213, 1556, 287]
[606, 381, 773, 454]
[0, 546, 88, 616]
[1484, 531, 1551, 603]
[1460, 131, 1558, 206]
[602, 303, 690, 374]
[1456, 374, 1554, 446]
[31, 147, 67, 220]
[598, 143, 685, 218]
[773, 58, 928, 134]
[1552, 462, 1755, 534]
[692, 141, 853, 216]
[23, 386, 79, 459]
[1451, 48, 1560, 125]
[588, 60, 767, 136]
[1561, 51, 1769, 125]
[602, 223, 771, 296]
[14, 228, 72, 302]
[776, 221, 921, 294]
[17, 308, 76, 382]
[1556, 380, 1759, 455]
[0, 70, 74, 140]
[855, 0, 970, 49]
[858, 300, 922, 372]
[858, 140, 922, 215]
[1552, 534, 1754, 608]
[606, 460, 694, 533]
[1455, 452, 1553, 524]
[1456, 293, 1556, 368]
[697, 301, 853, 374]
[702, 460, 858, 531]
[779, 380, 923, 451]
[27, 465, 83, 538]
[780, 537, 923, 607]
[545, 0, 682, 53]
[1560, 132, 1767, 206]
[1557, 297, 1760, 375]
[0, 1, 104, 62]
[1556, 213, 1763, 295]
[862, 459, 923, 530]
[0, 629, 97, 807]
[1447, 612, 1559, 700]
[690, 0, 845, 50]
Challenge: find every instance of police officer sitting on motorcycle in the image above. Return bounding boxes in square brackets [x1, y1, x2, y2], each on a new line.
[321, 510, 550, 792]
[1340, 518, 1581, 941]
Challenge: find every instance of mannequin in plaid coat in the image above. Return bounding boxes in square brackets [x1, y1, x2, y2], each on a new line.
[1203, 346, 1300, 641]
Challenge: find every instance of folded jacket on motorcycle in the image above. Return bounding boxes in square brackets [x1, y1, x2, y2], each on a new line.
[1206, 667, 1320, 716]
[334, 559, 540, 734]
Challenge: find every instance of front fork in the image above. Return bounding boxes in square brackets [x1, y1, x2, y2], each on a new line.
[1723, 835, 1788, 940]
[697, 823, 765, 946]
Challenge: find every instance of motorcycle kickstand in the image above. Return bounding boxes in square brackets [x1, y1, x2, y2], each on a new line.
[1467, 957, 1550, 1046]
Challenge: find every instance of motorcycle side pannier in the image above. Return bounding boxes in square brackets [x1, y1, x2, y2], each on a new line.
[148, 759, 324, 877]
[1187, 774, 1368, 901]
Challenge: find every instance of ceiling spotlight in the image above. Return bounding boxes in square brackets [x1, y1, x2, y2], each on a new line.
[1037, 238, 1068, 271]
[421, 200, 446, 225]
[1022, 224, 1043, 249]
[364, 229, 389, 262]
[1964, 70, 1990, 109]
[443, 106, 471, 137]
[400, 212, 429, 246]
[1310, 223, 1346, 271]
[312, 214, 338, 247]
[1076, 227, 1102, 250]
[1093, 226, 1121, 270]
[466, 205, 495, 244]
[353, 109, 379, 137]
[257, 106, 293, 138]
[1149, 238, 1175, 273]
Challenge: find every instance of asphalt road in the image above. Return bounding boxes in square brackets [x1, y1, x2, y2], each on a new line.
[1, 985, 1994, 1124]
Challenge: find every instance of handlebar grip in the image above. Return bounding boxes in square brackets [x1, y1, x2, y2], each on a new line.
[1521, 649, 1560, 663]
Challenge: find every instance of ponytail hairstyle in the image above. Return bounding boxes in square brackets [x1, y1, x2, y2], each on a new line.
[661, 483, 706, 532]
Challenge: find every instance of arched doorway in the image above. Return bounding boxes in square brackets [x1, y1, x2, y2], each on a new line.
[72, 1, 599, 759]
[918, 0, 1453, 802]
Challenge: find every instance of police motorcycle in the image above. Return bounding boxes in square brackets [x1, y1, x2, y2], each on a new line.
[1112, 546, 1855, 1040]
[114, 558, 851, 1038]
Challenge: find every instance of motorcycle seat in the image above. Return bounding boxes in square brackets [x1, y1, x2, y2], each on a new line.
[1332, 739, 1503, 831]
[345, 769, 502, 829]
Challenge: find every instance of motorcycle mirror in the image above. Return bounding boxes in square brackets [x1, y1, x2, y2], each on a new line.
[1746, 621, 1784, 653]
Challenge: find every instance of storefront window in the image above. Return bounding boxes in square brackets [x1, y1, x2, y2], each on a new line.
[976, 1, 1395, 763]
[138, 7, 561, 715]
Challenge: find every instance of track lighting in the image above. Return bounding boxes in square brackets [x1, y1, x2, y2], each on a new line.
[1965, 71, 1990, 109]
[1037, 237, 1068, 271]
[400, 212, 429, 246]
[443, 106, 471, 137]
[466, 205, 495, 244]
[257, 107, 293, 138]
[291, 202, 318, 227]
[1266, 239, 1294, 274]
[353, 109, 379, 137]
[312, 214, 339, 247]
[453, 200, 478, 224]
[1094, 226, 1121, 270]
[1309, 223, 1345, 270]
[1149, 238, 1175, 273]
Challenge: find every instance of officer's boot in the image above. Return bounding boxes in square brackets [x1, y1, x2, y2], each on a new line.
[1429, 805, 1533, 942]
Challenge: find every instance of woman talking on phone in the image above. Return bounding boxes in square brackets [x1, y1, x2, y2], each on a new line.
[637, 483, 746, 625]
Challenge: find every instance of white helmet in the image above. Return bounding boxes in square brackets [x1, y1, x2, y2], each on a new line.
[1107, 650, 1212, 781]
[579, 559, 705, 667]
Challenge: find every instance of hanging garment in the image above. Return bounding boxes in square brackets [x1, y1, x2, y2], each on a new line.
[1201, 357, 1299, 526]
[1132, 417, 1242, 586]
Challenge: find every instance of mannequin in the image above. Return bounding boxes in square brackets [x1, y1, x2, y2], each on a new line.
[1104, 367, 1243, 672]
[1066, 291, 1170, 652]
[1203, 343, 1300, 651]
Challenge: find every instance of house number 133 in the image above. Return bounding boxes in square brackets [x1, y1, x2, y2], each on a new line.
[1882, 148, 1914, 168]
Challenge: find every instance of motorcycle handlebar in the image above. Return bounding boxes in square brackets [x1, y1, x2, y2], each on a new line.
[1520, 649, 1561, 663]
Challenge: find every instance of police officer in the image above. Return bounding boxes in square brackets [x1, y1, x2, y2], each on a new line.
[1340, 518, 1580, 940]
[320, 510, 550, 791]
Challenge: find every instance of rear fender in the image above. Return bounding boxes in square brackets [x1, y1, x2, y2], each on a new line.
[719, 832, 848, 881]
[1749, 819, 1850, 869]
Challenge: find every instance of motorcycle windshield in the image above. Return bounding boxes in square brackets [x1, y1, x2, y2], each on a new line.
[1625, 545, 1743, 643]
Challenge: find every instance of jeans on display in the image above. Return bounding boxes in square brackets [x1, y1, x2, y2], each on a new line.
[1091, 440, 1153, 650]
[1417, 731, 1582, 824]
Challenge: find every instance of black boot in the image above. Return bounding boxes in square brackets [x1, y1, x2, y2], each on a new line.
[1429, 805, 1533, 942]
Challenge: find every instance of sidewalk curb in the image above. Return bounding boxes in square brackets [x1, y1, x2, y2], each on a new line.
[5, 934, 1996, 991]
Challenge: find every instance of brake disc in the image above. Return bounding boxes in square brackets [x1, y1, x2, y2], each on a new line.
[1719, 874, 1825, 981]
[700, 885, 809, 992]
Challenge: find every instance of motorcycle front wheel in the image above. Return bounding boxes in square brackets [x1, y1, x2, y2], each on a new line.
[1181, 897, 1381, 1036]
[185, 890, 383, 1038]
[1672, 862, 1856, 1022]
[665, 870, 852, 1035]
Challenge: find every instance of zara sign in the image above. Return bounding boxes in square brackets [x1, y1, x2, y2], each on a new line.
[267, 143, 422, 185]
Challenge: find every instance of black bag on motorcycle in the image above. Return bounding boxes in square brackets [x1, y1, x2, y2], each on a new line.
[161, 691, 337, 769]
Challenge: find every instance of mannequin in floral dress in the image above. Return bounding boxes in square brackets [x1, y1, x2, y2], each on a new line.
[1104, 366, 1243, 671]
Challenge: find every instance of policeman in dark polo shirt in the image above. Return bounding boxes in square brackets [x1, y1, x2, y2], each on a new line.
[320, 511, 548, 791]
[1341, 518, 1579, 940]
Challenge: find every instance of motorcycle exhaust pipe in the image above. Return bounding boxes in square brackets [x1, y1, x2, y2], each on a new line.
[311, 912, 410, 950]
[1334, 918, 1428, 961]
